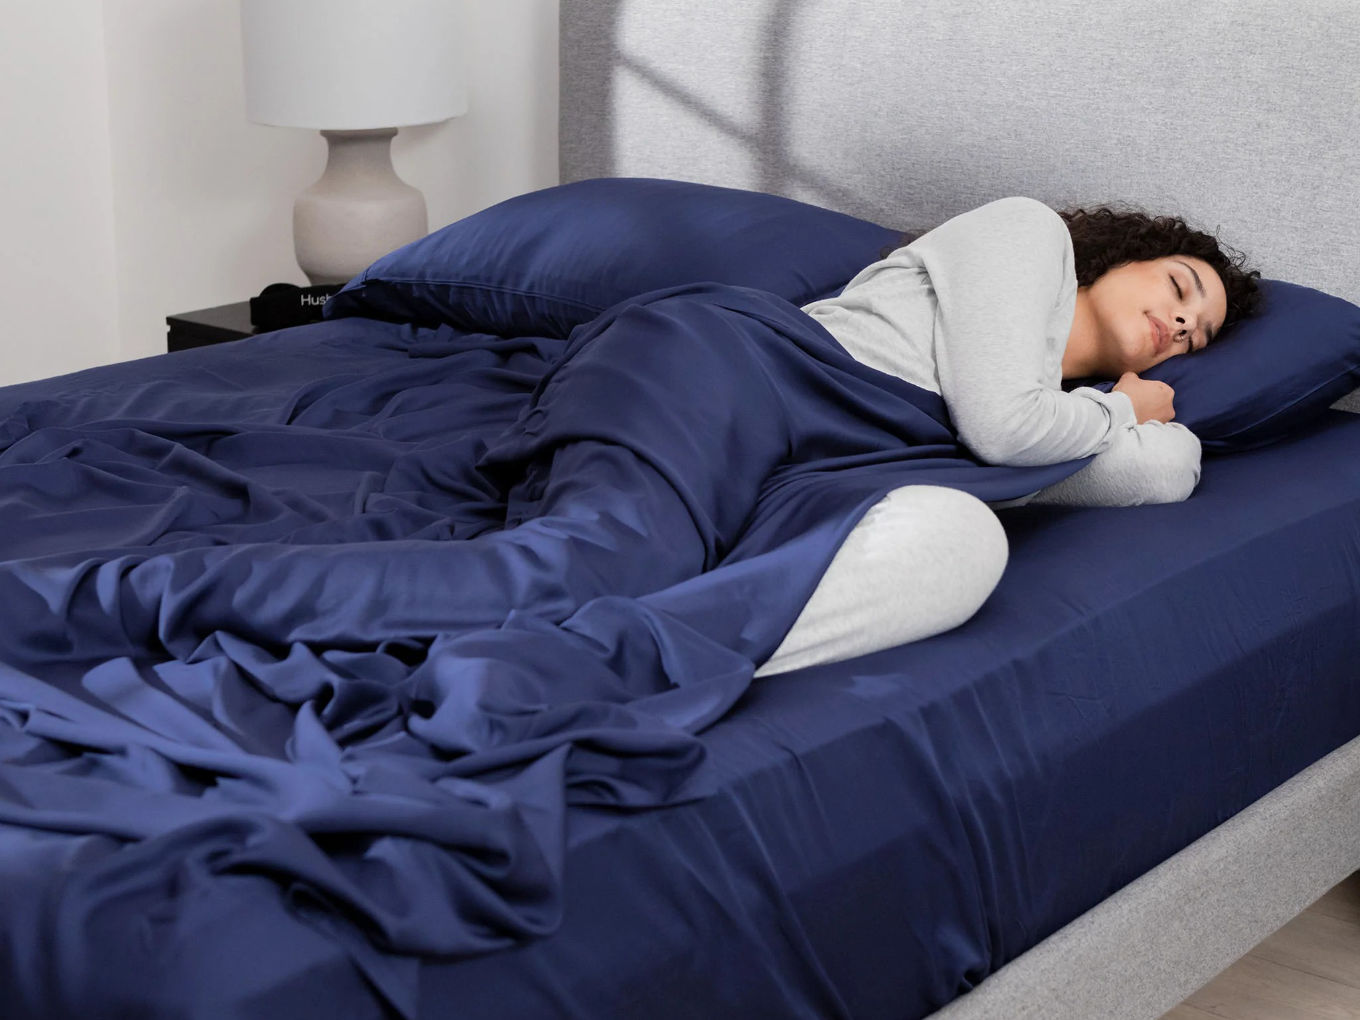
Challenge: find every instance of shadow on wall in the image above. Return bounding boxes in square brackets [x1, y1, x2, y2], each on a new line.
[561, 0, 871, 214]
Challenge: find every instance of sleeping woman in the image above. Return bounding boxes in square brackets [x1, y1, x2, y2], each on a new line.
[758, 196, 1262, 674]
[0, 198, 1262, 688]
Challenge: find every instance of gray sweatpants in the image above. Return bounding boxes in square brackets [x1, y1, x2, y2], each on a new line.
[755, 485, 1008, 676]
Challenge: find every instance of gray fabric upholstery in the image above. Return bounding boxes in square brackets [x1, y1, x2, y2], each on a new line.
[559, 4, 1360, 1016]
[561, 0, 1360, 308]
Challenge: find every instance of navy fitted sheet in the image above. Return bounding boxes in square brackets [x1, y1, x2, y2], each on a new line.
[421, 409, 1360, 1019]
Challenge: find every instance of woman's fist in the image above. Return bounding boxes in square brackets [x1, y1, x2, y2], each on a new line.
[1112, 371, 1176, 424]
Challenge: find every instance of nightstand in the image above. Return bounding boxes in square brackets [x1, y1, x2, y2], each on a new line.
[166, 301, 257, 353]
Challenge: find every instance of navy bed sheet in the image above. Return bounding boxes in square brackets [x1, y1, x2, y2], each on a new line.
[426, 409, 1360, 1020]
[0, 289, 1097, 1019]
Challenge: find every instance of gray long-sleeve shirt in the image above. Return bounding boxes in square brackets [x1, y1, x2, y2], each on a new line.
[801, 195, 1201, 508]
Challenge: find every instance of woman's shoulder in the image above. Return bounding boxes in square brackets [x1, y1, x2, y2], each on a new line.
[910, 195, 1070, 270]
[964, 195, 1065, 232]
[912, 195, 1067, 251]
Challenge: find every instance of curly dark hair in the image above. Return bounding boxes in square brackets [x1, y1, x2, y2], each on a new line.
[882, 202, 1263, 332]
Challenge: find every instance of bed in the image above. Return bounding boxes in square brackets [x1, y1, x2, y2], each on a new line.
[2, 2, 1359, 1019]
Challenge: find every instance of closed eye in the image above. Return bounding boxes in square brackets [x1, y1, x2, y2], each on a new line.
[1170, 274, 1196, 352]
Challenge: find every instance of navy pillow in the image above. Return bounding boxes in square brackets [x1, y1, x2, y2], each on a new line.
[1069, 278, 1360, 453]
[324, 177, 903, 337]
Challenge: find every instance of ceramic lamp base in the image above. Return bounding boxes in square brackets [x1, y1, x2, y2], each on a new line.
[293, 127, 428, 286]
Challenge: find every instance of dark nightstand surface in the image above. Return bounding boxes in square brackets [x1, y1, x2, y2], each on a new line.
[166, 301, 257, 353]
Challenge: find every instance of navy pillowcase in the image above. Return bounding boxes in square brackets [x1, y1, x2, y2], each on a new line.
[323, 177, 904, 337]
[1065, 278, 1360, 454]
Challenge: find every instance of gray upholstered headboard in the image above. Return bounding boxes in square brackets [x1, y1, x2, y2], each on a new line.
[560, 0, 1360, 312]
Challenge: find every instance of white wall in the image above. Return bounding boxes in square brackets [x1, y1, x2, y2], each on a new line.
[0, 0, 559, 387]
[0, 1, 120, 385]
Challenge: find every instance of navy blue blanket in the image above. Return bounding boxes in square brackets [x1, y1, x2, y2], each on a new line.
[0, 284, 1089, 1017]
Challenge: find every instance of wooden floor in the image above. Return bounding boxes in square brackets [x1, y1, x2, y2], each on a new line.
[1159, 871, 1360, 1020]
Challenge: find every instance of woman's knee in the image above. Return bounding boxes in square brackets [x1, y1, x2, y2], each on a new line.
[755, 484, 1009, 677]
[869, 484, 1007, 619]
[884, 483, 1006, 566]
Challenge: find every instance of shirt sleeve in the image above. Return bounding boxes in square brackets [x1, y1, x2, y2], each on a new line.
[913, 196, 1137, 466]
[1026, 420, 1203, 507]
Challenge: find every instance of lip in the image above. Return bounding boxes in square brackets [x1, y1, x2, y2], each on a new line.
[1148, 314, 1170, 355]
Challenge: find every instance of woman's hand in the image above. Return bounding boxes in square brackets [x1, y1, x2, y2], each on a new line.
[1113, 371, 1176, 424]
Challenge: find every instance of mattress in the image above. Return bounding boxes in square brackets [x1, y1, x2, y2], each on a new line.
[418, 410, 1360, 1019]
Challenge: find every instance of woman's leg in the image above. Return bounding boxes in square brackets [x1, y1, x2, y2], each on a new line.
[754, 485, 1009, 677]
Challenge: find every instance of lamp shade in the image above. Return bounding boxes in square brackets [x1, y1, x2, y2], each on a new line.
[241, 0, 468, 130]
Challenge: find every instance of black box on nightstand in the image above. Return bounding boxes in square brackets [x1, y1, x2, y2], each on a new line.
[166, 301, 257, 353]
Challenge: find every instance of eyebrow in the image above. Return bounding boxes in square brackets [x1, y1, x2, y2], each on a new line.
[1172, 259, 1218, 345]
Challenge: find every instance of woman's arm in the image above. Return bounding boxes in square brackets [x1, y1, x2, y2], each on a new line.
[1026, 420, 1202, 507]
[914, 196, 1137, 466]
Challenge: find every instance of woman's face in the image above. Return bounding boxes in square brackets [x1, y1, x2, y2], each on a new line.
[1079, 255, 1228, 376]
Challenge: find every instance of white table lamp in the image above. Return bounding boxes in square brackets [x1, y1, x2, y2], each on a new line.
[241, 0, 468, 285]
